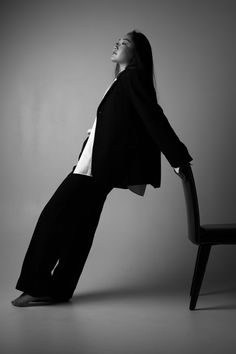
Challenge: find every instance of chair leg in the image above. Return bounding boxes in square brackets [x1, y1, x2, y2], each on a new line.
[189, 244, 211, 310]
[190, 245, 207, 297]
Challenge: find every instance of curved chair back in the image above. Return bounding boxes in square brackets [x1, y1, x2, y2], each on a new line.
[180, 165, 201, 244]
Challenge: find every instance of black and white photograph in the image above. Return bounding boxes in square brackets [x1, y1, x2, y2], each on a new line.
[0, 0, 236, 353]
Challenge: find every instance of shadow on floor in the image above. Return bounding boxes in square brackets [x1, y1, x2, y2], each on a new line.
[71, 284, 179, 305]
[201, 287, 236, 297]
[70, 284, 236, 311]
[195, 287, 236, 311]
[197, 304, 236, 311]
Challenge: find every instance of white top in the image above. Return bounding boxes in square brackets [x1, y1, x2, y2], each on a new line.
[73, 117, 97, 177]
[73, 78, 147, 197]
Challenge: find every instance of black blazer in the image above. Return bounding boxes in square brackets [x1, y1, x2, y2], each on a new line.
[78, 66, 192, 188]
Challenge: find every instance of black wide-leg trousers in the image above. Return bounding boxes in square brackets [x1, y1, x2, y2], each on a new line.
[15, 172, 113, 301]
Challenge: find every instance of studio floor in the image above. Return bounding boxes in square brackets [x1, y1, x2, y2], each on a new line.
[1, 284, 236, 354]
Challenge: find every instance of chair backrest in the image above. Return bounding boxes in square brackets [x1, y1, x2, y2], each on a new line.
[179, 165, 201, 244]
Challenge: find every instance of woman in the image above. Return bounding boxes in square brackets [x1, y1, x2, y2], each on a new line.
[12, 30, 192, 307]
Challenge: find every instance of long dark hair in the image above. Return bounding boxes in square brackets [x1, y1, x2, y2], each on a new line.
[115, 30, 157, 90]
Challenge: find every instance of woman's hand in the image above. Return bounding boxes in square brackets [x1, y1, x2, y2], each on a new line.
[174, 167, 180, 174]
[174, 163, 191, 179]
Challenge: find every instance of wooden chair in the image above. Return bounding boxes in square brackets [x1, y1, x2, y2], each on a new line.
[177, 164, 236, 310]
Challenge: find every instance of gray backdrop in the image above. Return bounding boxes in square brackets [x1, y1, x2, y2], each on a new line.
[1, 0, 236, 297]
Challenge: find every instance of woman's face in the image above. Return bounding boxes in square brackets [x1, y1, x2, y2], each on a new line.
[110, 35, 134, 66]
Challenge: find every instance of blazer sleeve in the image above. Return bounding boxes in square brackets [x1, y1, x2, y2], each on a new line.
[124, 69, 193, 168]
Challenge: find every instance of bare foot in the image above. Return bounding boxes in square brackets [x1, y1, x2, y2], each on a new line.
[11, 293, 56, 307]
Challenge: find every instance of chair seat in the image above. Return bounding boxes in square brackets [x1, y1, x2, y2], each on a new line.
[199, 224, 236, 244]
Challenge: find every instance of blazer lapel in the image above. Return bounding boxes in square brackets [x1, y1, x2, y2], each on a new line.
[97, 69, 126, 111]
[97, 77, 118, 110]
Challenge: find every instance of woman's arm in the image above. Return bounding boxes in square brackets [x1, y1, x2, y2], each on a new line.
[124, 68, 193, 168]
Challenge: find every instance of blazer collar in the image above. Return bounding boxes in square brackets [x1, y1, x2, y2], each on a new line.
[97, 68, 127, 110]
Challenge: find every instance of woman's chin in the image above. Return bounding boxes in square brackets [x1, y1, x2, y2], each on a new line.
[110, 54, 118, 62]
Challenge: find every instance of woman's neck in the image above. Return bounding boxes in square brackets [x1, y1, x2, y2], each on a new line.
[119, 64, 127, 73]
